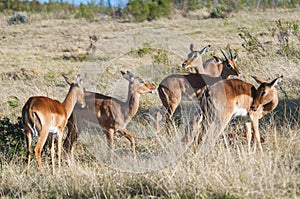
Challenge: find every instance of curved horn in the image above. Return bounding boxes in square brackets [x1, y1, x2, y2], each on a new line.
[221, 49, 228, 61]
[229, 49, 233, 59]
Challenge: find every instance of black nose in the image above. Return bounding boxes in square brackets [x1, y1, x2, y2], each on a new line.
[251, 105, 257, 111]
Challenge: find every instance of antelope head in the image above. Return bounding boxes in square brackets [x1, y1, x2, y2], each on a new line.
[121, 71, 156, 94]
[182, 44, 211, 69]
[251, 75, 283, 111]
[63, 74, 86, 108]
[220, 49, 241, 77]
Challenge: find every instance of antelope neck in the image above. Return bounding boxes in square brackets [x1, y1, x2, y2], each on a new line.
[62, 87, 78, 119]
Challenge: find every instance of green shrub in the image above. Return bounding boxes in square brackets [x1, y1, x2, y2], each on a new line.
[127, 0, 150, 22]
[74, 3, 95, 21]
[8, 12, 28, 25]
[238, 28, 266, 56]
[0, 117, 25, 164]
[271, 20, 300, 59]
[209, 3, 231, 18]
[127, 0, 172, 22]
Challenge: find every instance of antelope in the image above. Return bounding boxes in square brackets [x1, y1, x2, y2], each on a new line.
[189, 76, 283, 152]
[181, 44, 211, 74]
[158, 50, 241, 128]
[22, 75, 86, 174]
[63, 71, 156, 161]
[182, 44, 239, 78]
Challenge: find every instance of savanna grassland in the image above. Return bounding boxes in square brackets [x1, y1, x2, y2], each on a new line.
[0, 7, 300, 198]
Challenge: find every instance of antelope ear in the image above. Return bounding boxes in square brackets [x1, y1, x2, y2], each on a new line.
[213, 56, 222, 64]
[199, 44, 211, 55]
[121, 71, 135, 82]
[76, 75, 83, 86]
[233, 55, 237, 62]
[127, 71, 135, 82]
[269, 75, 283, 87]
[190, 43, 195, 52]
[63, 75, 73, 85]
[121, 70, 129, 81]
[251, 76, 266, 84]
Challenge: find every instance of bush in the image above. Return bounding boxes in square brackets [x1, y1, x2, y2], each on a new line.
[74, 3, 95, 21]
[8, 12, 29, 25]
[127, 0, 149, 22]
[0, 117, 25, 164]
[127, 0, 172, 22]
[271, 20, 300, 59]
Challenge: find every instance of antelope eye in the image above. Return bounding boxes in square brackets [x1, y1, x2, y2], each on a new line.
[193, 54, 197, 59]
[261, 91, 266, 96]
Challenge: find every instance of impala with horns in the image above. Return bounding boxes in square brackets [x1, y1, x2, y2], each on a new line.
[22, 75, 86, 174]
[182, 44, 239, 77]
[158, 50, 241, 130]
[63, 71, 156, 161]
[186, 76, 283, 152]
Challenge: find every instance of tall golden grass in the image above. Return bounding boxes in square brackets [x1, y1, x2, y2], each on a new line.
[0, 8, 299, 198]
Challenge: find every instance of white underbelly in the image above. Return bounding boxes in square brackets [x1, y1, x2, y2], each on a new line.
[49, 126, 59, 135]
[233, 107, 248, 117]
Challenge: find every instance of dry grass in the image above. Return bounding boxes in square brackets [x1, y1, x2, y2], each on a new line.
[0, 8, 300, 198]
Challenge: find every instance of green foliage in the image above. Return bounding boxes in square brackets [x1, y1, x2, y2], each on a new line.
[74, 3, 95, 21]
[130, 42, 153, 56]
[127, 0, 150, 22]
[153, 48, 169, 65]
[209, 3, 231, 18]
[1, 0, 300, 21]
[127, 0, 172, 22]
[238, 28, 266, 56]
[271, 19, 300, 59]
[239, 20, 300, 59]
[0, 117, 25, 164]
[8, 12, 28, 25]
[7, 96, 19, 109]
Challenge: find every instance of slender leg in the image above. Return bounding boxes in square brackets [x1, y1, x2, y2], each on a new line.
[25, 129, 32, 175]
[164, 100, 179, 136]
[34, 129, 48, 171]
[117, 129, 136, 159]
[57, 127, 64, 169]
[245, 121, 252, 152]
[252, 118, 263, 152]
[64, 114, 79, 163]
[106, 129, 114, 162]
[50, 134, 55, 175]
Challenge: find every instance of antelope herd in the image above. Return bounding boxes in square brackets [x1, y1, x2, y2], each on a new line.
[21, 44, 283, 173]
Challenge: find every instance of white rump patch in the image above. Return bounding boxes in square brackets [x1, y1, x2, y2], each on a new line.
[28, 123, 38, 137]
[233, 107, 248, 117]
[49, 126, 60, 135]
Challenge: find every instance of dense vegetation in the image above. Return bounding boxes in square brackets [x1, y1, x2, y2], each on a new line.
[1, 0, 299, 22]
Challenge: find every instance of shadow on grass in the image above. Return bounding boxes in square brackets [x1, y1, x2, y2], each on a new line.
[0, 117, 25, 164]
[275, 98, 300, 126]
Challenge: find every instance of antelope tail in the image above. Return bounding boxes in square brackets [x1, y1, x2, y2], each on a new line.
[22, 102, 42, 137]
[158, 85, 172, 114]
